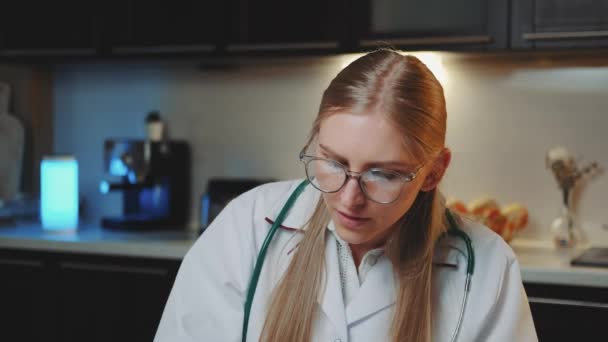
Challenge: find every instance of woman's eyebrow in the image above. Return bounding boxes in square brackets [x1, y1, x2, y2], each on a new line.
[319, 143, 417, 170]
[318, 144, 342, 159]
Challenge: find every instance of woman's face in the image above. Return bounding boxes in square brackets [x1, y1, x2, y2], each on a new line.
[317, 112, 433, 255]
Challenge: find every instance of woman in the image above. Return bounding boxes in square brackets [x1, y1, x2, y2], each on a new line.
[155, 49, 538, 342]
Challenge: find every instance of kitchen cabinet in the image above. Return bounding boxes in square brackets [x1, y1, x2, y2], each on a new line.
[0, 248, 180, 342]
[512, 0, 608, 49]
[353, 0, 508, 51]
[7, 1, 608, 60]
[106, 0, 223, 56]
[0, 1, 99, 57]
[0, 254, 56, 341]
[225, 0, 348, 54]
[524, 282, 608, 341]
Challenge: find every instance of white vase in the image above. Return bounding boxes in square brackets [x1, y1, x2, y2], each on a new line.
[550, 201, 582, 248]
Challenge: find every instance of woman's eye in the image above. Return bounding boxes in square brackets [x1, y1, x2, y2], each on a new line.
[328, 160, 343, 170]
[317, 159, 343, 173]
[367, 170, 399, 182]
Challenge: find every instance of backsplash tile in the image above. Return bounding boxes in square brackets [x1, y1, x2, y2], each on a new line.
[51, 54, 608, 244]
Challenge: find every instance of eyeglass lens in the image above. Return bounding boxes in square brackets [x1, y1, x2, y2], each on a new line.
[304, 159, 404, 203]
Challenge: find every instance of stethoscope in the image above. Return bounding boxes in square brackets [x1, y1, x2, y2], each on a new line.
[242, 180, 475, 342]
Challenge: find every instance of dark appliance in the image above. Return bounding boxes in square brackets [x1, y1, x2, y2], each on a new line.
[571, 247, 608, 268]
[200, 178, 274, 233]
[100, 139, 190, 230]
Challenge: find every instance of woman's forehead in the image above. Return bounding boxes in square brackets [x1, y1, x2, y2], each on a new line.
[316, 112, 424, 167]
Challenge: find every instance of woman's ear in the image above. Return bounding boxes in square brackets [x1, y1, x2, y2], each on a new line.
[421, 148, 452, 192]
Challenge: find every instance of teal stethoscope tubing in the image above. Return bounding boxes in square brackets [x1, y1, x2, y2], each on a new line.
[242, 180, 475, 342]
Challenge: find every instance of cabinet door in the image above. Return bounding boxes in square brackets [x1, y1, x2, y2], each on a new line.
[512, 0, 608, 49]
[0, 0, 98, 57]
[0, 256, 56, 342]
[354, 0, 508, 51]
[226, 0, 347, 53]
[524, 283, 608, 341]
[57, 259, 177, 342]
[108, 0, 222, 55]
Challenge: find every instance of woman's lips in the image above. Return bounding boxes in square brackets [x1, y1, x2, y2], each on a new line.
[336, 210, 370, 230]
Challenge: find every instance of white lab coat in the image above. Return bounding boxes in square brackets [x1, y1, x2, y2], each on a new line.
[155, 180, 538, 342]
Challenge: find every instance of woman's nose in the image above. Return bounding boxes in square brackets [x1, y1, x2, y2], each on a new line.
[339, 177, 366, 207]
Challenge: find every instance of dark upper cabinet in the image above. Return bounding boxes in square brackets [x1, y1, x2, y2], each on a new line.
[8, 1, 608, 60]
[512, 0, 608, 49]
[225, 0, 348, 53]
[106, 0, 224, 55]
[0, 1, 99, 57]
[353, 0, 508, 51]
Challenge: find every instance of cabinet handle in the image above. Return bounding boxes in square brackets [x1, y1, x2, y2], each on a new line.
[523, 30, 608, 41]
[60, 261, 168, 276]
[112, 44, 215, 54]
[0, 258, 42, 267]
[359, 35, 492, 47]
[226, 41, 339, 52]
[0, 48, 96, 57]
[528, 296, 608, 309]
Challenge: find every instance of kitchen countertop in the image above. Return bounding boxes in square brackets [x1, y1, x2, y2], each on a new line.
[510, 239, 608, 288]
[0, 222, 196, 260]
[1, 222, 607, 288]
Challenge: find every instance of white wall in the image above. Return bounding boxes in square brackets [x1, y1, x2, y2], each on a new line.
[53, 53, 608, 244]
[53, 57, 336, 229]
[439, 53, 608, 245]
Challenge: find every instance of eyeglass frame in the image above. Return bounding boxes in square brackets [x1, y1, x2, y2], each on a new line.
[298, 149, 425, 204]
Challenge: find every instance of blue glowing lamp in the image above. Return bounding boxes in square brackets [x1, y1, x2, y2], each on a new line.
[41, 156, 79, 231]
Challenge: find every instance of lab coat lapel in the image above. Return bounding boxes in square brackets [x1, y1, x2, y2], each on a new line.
[346, 256, 396, 325]
[265, 182, 348, 336]
[318, 234, 348, 338]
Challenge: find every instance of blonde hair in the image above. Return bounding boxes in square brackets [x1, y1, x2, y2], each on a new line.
[261, 49, 448, 342]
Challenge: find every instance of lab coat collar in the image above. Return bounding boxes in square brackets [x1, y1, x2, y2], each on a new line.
[433, 238, 464, 268]
[264, 180, 320, 231]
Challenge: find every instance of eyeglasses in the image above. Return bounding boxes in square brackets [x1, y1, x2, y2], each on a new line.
[299, 151, 423, 204]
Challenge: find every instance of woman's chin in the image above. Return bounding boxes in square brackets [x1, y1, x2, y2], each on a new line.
[334, 224, 370, 246]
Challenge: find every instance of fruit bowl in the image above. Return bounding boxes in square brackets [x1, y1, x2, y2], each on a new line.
[447, 197, 529, 243]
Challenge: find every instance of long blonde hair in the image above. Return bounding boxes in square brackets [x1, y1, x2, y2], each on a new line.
[261, 49, 448, 342]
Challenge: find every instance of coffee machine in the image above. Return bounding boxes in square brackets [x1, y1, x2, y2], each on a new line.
[99, 139, 190, 230]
